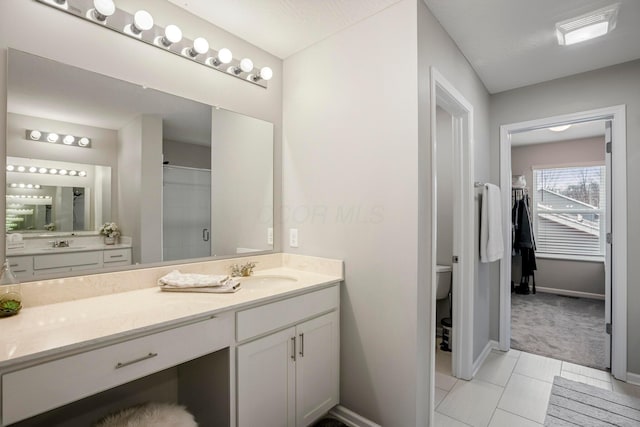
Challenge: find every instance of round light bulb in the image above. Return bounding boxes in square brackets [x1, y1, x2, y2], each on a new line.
[163, 24, 182, 45]
[240, 58, 254, 73]
[63, 135, 75, 145]
[192, 37, 209, 55]
[93, 0, 115, 20]
[47, 133, 59, 143]
[29, 130, 42, 140]
[35, 185, 41, 189]
[59, 169, 68, 175]
[69, 170, 78, 176]
[6, 165, 14, 171]
[78, 137, 90, 147]
[218, 48, 233, 64]
[29, 166, 37, 173]
[259, 66, 273, 81]
[17, 166, 26, 172]
[49, 169, 58, 175]
[39, 168, 48, 174]
[133, 10, 153, 32]
[10, 183, 17, 188]
[26, 184, 33, 189]
[18, 184, 25, 188]
[78, 171, 87, 177]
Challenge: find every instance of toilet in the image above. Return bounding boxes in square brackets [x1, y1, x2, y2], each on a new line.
[436, 265, 452, 352]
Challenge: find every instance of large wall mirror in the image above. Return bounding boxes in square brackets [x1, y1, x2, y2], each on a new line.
[6, 49, 274, 276]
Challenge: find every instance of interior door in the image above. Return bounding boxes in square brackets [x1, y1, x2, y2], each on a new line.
[604, 120, 612, 368]
[162, 166, 212, 261]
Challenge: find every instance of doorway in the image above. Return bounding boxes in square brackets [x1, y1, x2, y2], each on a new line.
[499, 106, 627, 380]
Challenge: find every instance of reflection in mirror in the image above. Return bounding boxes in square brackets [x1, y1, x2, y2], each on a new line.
[6, 49, 274, 279]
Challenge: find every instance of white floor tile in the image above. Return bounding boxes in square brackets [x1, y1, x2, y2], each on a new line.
[513, 352, 562, 383]
[488, 409, 542, 427]
[436, 371, 458, 391]
[560, 371, 612, 391]
[434, 411, 472, 426]
[497, 373, 553, 424]
[561, 361, 611, 382]
[436, 347, 453, 374]
[438, 379, 504, 427]
[612, 378, 640, 398]
[504, 348, 522, 359]
[434, 387, 448, 409]
[475, 351, 518, 387]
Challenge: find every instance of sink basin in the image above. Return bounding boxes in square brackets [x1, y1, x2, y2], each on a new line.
[239, 275, 298, 289]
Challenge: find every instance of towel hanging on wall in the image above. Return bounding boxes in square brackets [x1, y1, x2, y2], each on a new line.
[480, 183, 504, 263]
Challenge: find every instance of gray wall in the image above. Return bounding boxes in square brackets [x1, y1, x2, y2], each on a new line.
[490, 59, 640, 374]
[0, 0, 283, 262]
[511, 137, 605, 295]
[163, 140, 211, 170]
[282, 1, 492, 424]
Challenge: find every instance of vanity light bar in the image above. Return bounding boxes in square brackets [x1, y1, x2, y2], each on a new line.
[26, 130, 92, 148]
[8, 183, 42, 189]
[7, 164, 87, 177]
[36, 0, 274, 89]
[7, 209, 34, 215]
[6, 195, 53, 200]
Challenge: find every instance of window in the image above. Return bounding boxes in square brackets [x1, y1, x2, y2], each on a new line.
[533, 165, 606, 259]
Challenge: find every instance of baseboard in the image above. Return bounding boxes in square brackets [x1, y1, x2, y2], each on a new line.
[472, 340, 499, 377]
[536, 286, 605, 300]
[626, 372, 640, 386]
[328, 405, 381, 427]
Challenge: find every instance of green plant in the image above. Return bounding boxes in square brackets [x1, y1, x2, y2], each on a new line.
[0, 299, 21, 315]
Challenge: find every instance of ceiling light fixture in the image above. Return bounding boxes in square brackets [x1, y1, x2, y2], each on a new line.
[549, 125, 572, 132]
[556, 4, 620, 46]
[36, 0, 274, 88]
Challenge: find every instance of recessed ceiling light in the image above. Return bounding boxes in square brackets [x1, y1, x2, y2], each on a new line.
[549, 125, 572, 132]
[556, 4, 620, 46]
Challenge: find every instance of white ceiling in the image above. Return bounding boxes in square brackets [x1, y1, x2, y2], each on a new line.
[166, 0, 403, 59]
[510, 120, 605, 147]
[169, 0, 640, 93]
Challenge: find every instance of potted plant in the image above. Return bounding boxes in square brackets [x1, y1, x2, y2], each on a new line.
[99, 222, 121, 245]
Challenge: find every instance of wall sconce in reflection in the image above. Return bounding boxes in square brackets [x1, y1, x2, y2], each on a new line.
[36, 0, 273, 88]
[26, 130, 92, 148]
[7, 163, 87, 178]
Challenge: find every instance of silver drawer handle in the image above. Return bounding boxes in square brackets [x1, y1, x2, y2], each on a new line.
[115, 352, 158, 369]
[109, 255, 124, 258]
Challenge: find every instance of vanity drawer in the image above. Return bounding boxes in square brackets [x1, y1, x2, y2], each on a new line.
[236, 285, 339, 342]
[103, 248, 131, 264]
[1, 314, 232, 426]
[33, 251, 102, 270]
[7, 256, 33, 278]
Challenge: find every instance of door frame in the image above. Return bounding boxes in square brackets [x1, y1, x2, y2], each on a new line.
[498, 105, 627, 380]
[430, 67, 475, 382]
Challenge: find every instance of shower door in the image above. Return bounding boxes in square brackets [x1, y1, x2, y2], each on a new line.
[162, 165, 211, 261]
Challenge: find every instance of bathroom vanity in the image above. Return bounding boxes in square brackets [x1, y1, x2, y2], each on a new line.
[0, 253, 342, 427]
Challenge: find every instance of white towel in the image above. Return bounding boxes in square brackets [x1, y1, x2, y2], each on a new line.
[480, 183, 504, 263]
[158, 270, 241, 293]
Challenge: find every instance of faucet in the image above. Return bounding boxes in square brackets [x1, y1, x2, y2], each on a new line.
[231, 261, 257, 277]
[49, 240, 71, 248]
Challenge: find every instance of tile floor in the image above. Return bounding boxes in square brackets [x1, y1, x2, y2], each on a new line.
[434, 345, 640, 426]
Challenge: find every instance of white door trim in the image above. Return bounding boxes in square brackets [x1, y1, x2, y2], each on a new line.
[499, 105, 627, 380]
[430, 67, 475, 382]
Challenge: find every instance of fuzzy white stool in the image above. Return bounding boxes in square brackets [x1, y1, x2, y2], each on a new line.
[95, 402, 197, 427]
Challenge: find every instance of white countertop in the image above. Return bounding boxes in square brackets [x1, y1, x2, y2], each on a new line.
[7, 243, 132, 256]
[0, 266, 341, 369]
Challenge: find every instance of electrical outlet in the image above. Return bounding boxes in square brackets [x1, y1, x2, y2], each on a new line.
[267, 227, 273, 245]
[289, 228, 299, 248]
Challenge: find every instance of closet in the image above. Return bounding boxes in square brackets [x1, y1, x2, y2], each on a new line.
[512, 186, 536, 295]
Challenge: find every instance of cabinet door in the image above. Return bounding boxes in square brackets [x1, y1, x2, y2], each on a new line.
[295, 311, 339, 427]
[237, 327, 296, 427]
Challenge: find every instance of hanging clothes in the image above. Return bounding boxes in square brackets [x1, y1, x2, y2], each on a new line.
[511, 192, 537, 294]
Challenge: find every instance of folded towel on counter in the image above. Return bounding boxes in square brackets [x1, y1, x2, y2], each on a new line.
[158, 270, 241, 293]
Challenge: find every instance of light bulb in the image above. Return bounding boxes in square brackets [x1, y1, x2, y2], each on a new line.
[29, 166, 37, 173]
[240, 58, 254, 73]
[161, 25, 182, 46]
[17, 166, 26, 172]
[18, 184, 25, 188]
[10, 183, 17, 188]
[78, 137, 90, 147]
[29, 130, 41, 140]
[59, 169, 68, 175]
[132, 10, 153, 33]
[69, 170, 78, 176]
[39, 168, 48, 174]
[78, 171, 87, 177]
[253, 66, 273, 82]
[218, 48, 233, 64]
[63, 135, 75, 145]
[49, 169, 58, 175]
[93, 0, 115, 21]
[35, 185, 41, 189]
[6, 165, 14, 171]
[47, 133, 59, 143]
[26, 184, 33, 189]
[189, 37, 209, 57]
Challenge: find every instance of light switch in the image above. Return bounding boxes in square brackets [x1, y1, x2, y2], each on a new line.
[289, 228, 299, 248]
[267, 227, 273, 245]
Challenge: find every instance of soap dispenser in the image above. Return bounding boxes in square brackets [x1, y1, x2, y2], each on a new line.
[0, 259, 22, 317]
